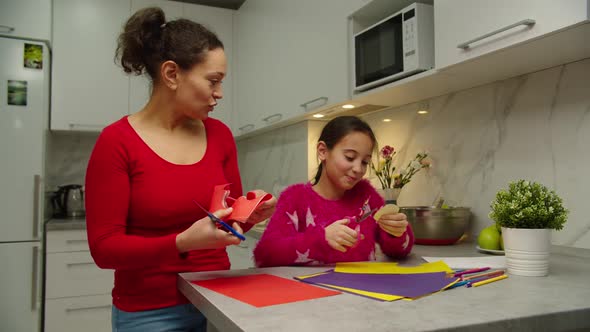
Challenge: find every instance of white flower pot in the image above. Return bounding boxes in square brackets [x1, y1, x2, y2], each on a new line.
[501, 227, 551, 277]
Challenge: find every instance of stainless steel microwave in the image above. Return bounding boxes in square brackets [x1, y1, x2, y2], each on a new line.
[353, 3, 434, 92]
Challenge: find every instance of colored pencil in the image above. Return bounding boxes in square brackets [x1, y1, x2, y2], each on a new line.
[471, 274, 508, 287]
[462, 270, 505, 281]
[465, 272, 505, 286]
[446, 280, 469, 290]
[453, 267, 490, 278]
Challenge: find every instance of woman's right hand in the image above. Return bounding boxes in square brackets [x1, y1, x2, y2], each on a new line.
[176, 207, 243, 252]
[324, 219, 364, 253]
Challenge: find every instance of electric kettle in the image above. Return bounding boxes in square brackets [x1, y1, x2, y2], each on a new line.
[52, 184, 85, 218]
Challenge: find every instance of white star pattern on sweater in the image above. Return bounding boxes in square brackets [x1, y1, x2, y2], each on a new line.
[286, 211, 299, 231]
[305, 207, 316, 227]
[294, 249, 314, 263]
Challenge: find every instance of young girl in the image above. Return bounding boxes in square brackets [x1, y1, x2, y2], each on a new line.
[253, 116, 413, 267]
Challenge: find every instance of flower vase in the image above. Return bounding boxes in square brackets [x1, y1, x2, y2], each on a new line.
[378, 188, 401, 205]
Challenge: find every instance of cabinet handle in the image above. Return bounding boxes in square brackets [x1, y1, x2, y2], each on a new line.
[238, 124, 255, 132]
[32, 175, 41, 239]
[67, 262, 96, 268]
[300, 97, 328, 112]
[68, 123, 105, 130]
[66, 239, 88, 245]
[0, 25, 15, 33]
[262, 113, 282, 124]
[457, 19, 535, 49]
[31, 246, 39, 310]
[66, 304, 111, 313]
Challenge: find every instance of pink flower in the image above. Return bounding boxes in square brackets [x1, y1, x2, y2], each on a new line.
[380, 145, 395, 159]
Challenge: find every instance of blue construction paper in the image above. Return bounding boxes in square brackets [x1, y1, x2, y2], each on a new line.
[297, 271, 456, 298]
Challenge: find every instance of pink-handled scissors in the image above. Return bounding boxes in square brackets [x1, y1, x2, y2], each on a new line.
[348, 207, 379, 224]
[344, 207, 379, 249]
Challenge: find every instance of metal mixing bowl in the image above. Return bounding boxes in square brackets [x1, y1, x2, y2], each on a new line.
[400, 206, 471, 245]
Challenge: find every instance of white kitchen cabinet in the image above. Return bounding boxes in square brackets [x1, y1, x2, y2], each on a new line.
[45, 295, 112, 332]
[434, 0, 589, 70]
[51, 0, 131, 131]
[45, 228, 113, 332]
[0, 242, 42, 332]
[0, 0, 51, 41]
[234, 0, 366, 136]
[128, 0, 183, 115]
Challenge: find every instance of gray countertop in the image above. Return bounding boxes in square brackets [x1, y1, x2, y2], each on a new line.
[178, 243, 590, 332]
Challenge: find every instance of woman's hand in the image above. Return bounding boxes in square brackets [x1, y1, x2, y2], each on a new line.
[377, 212, 409, 237]
[325, 219, 364, 253]
[247, 190, 277, 225]
[176, 208, 244, 252]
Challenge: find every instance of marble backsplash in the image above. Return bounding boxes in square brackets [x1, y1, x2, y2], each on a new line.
[237, 58, 590, 249]
[236, 121, 325, 198]
[45, 131, 99, 191]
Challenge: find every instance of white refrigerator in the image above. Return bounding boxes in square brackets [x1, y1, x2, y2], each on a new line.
[0, 36, 48, 332]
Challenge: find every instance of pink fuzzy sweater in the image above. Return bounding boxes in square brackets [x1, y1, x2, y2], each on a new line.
[253, 180, 414, 267]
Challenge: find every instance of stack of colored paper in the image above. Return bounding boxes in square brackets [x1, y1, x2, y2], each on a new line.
[294, 261, 460, 301]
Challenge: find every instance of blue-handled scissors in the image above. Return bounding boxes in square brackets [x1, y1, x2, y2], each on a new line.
[192, 200, 246, 241]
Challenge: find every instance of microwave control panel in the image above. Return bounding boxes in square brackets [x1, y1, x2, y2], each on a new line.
[403, 8, 417, 69]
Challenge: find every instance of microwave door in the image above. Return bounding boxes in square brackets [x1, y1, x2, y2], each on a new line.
[355, 14, 403, 91]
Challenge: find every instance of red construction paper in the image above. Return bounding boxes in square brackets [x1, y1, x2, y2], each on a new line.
[210, 184, 273, 222]
[191, 274, 340, 307]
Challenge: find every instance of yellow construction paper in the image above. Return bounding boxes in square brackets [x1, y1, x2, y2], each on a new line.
[316, 283, 403, 301]
[295, 272, 403, 301]
[295, 262, 456, 302]
[334, 261, 453, 274]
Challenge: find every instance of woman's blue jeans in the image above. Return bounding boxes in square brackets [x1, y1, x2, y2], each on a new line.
[112, 303, 206, 332]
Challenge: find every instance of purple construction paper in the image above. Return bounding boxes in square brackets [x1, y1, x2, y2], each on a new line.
[297, 272, 456, 298]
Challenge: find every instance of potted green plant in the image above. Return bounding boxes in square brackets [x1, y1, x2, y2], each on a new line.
[489, 180, 569, 276]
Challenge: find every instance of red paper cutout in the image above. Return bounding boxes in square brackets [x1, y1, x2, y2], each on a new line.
[210, 184, 273, 223]
[191, 274, 340, 307]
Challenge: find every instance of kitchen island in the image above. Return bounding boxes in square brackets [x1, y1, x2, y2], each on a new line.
[178, 243, 590, 332]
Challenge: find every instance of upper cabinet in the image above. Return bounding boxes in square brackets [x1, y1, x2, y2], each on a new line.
[319, 0, 590, 127]
[0, 0, 51, 41]
[51, 0, 131, 131]
[51, 0, 234, 132]
[435, 0, 589, 70]
[233, 0, 366, 136]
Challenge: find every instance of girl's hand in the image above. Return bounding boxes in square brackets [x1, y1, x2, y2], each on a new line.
[247, 190, 277, 225]
[176, 208, 244, 252]
[377, 213, 408, 237]
[325, 219, 364, 253]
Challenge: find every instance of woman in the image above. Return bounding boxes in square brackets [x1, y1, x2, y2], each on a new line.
[85, 7, 276, 331]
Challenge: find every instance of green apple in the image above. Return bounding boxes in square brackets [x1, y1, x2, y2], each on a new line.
[499, 234, 504, 250]
[478, 225, 501, 250]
